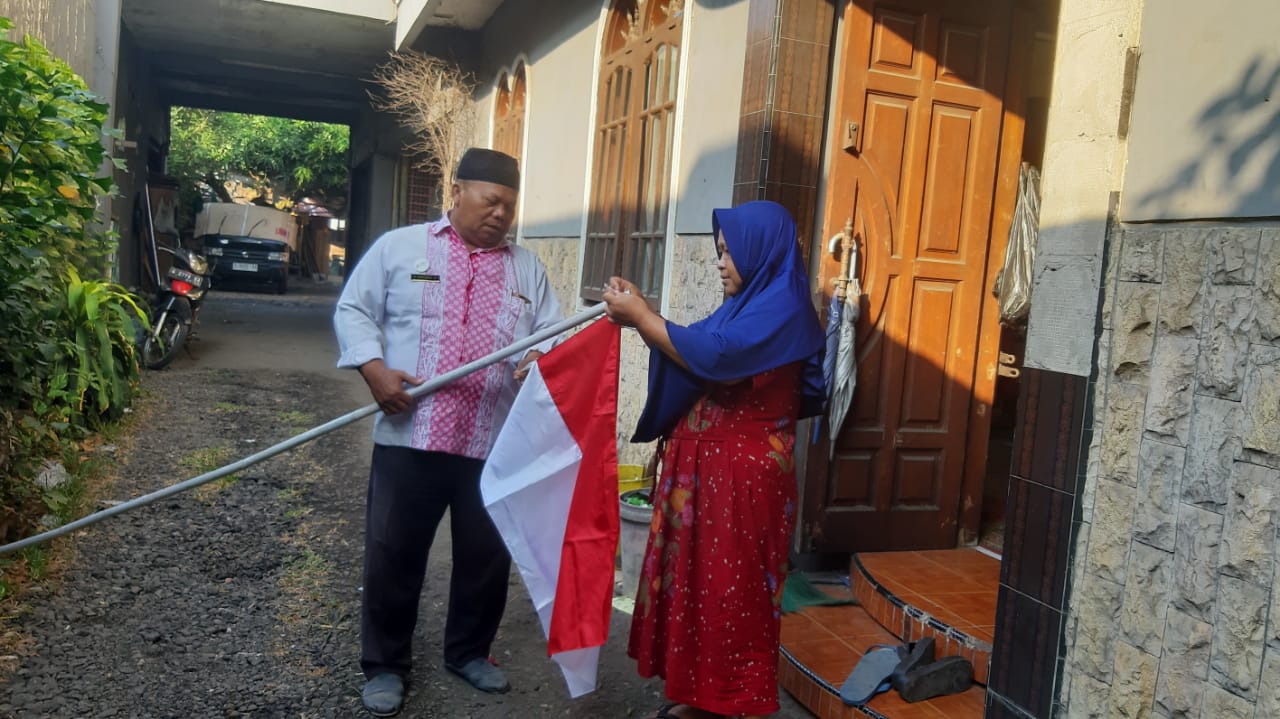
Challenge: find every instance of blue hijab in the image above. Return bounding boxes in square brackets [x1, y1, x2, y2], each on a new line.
[632, 201, 826, 442]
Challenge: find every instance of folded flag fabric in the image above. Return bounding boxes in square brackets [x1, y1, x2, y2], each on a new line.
[480, 318, 622, 697]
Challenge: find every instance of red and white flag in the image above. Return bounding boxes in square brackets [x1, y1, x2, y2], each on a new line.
[480, 318, 621, 697]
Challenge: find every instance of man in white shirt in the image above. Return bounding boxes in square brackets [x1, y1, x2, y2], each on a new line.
[334, 148, 563, 717]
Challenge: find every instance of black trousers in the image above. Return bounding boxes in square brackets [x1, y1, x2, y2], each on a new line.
[360, 444, 511, 679]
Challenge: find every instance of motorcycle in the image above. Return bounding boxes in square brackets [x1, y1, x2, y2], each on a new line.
[141, 244, 211, 369]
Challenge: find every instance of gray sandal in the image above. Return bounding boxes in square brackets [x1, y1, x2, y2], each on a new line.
[839, 643, 900, 706]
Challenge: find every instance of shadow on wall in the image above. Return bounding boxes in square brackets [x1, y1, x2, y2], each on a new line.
[1137, 56, 1280, 218]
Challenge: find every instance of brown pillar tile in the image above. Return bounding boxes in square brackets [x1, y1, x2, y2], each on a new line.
[732, 0, 836, 258]
[781, 0, 837, 43]
[741, 39, 773, 116]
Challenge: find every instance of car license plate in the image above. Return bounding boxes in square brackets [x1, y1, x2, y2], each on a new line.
[231, 262, 257, 272]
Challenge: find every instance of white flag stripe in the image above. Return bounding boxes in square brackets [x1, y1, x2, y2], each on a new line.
[480, 363, 599, 696]
[553, 646, 600, 698]
[482, 364, 577, 617]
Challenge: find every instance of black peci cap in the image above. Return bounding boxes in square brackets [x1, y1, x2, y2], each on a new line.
[455, 147, 520, 190]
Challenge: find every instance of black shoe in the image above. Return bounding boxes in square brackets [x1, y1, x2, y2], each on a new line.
[890, 636, 936, 691]
[894, 655, 974, 703]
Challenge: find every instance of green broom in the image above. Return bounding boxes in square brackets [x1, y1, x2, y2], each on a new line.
[781, 572, 858, 614]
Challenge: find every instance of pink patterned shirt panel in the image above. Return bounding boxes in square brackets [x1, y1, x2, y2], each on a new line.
[410, 222, 520, 457]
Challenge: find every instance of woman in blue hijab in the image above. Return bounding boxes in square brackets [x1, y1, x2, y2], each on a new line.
[603, 201, 824, 719]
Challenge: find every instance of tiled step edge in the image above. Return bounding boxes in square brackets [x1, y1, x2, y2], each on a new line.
[779, 645, 889, 719]
[851, 554, 993, 686]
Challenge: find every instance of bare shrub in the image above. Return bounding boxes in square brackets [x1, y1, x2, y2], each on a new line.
[370, 52, 478, 185]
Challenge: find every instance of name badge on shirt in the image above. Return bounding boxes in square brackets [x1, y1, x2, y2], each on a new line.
[411, 259, 438, 282]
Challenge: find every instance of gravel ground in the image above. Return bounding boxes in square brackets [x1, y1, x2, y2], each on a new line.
[0, 282, 813, 719]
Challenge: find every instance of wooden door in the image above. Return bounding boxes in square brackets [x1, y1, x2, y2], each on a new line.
[806, 0, 1017, 552]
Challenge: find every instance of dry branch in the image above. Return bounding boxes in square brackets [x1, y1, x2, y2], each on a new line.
[370, 52, 478, 185]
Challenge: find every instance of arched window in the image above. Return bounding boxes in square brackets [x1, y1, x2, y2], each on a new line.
[493, 62, 528, 240]
[582, 0, 684, 303]
[493, 62, 527, 164]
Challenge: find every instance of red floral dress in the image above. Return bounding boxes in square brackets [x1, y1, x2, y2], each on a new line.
[628, 363, 801, 717]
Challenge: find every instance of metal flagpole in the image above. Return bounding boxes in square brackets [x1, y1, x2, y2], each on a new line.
[0, 304, 608, 556]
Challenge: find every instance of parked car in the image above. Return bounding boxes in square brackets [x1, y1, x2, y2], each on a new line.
[202, 234, 290, 294]
[195, 202, 298, 295]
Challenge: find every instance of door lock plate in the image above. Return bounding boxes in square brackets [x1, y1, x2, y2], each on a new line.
[843, 121, 860, 152]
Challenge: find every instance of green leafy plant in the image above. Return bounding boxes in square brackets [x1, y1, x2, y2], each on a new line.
[0, 16, 119, 409]
[0, 17, 139, 547]
[0, 18, 116, 259]
[48, 267, 147, 420]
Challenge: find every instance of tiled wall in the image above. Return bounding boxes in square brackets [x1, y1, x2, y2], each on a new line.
[986, 368, 1089, 718]
[733, 0, 836, 253]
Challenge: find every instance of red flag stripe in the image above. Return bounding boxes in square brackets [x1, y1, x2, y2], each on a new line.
[540, 319, 621, 655]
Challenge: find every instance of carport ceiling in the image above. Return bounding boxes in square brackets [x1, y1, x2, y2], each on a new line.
[122, 0, 395, 124]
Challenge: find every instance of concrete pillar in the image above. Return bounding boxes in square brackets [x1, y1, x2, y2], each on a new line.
[1022, 0, 1145, 378]
[92, 0, 120, 108]
[94, 0, 123, 280]
[367, 153, 399, 243]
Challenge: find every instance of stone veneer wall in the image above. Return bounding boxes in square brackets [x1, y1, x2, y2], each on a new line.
[1062, 224, 1280, 718]
[518, 236, 580, 319]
